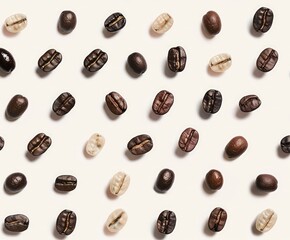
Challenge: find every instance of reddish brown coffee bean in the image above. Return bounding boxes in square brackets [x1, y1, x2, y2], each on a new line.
[225, 136, 248, 158]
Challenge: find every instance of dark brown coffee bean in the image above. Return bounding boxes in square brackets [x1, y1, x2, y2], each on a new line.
[239, 94, 261, 112]
[205, 169, 223, 190]
[208, 207, 227, 232]
[4, 214, 29, 232]
[127, 134, 153, 155]
[6, 94, 28, 120]
[4, 172, 27, 193]
[83, 49, 108, 72]
[27, 133, 52, 156]
[256, 48, 278, 72]
[55, 175, 77, 192]
[152, 90, 174, 115]
[202, 11, 222, 35]
[155, 168, 175, 193]
[178, 127, 199, 152]
[256, 174, 278, 192]
[52, 92, 75, 116]
[225, 136, 248, 158]
[0, 136, 4, 150]
[202, 89, 222, 114]
[105, 91, 127, 115]
[58, 10, 77, 34]
[104, 12, 126, 32]
[167, 46, 186, 72]
[253, 7, 273, 33]
[38, 49, 62, 72]
[156, 210, 176, 234]
[280, 135, 290, 153]
[127, 52, 147, 75]
[56, 209, 76, 235]
[0, 48, 15, 73]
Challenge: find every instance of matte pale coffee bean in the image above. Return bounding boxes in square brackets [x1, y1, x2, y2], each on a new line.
[225, 136, 248, 158]
[109, 171, 130, 196]
[106, 209, 128, 233]
[256, 48, 278, 72]
[209, 53, 232, 72]
[256, 208, 277, 232]
[4, 13, 27, 33]
[178, 127, 199, 152]
[85, 133, 105, 157]
[151, 13, 173, 34]
[208, 207, 227, 232]
[56, 209, 77, 235]
[239, 95, 261, 112]
[4, 214, 29, 232]
[255, 174, 278, 192]
[127, 134, 153, 155]
[202, 11, 221, 35]
[280, 135, 290, 153]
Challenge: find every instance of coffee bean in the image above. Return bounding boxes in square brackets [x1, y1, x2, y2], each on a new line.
[109, 171, 130, 196]
[4, 172, 27, 193]
[6, 94, 28, 120]
[127, 134, 153, 155]
[0, 136, 4, 150]
[253, 7, 273, 33]
[256, 208, 277, 232]
[156, 210, 176, 234]
[4, 13, 27, 33]
[105, 91, 127, 115]
[55, 175, 77, 192]
[27, 133, 52, 156]
[152, 90, 174, 115]
[256, 48, 278, 72]
[239, 94, 261, 112]
[56, 209, 77, 235]
[0, 48, 16, 73]
[127, 52, 147, 75]
[38, 49, 62, 72]
[202, 89, 222, 114]
[178, 127, 199, 152]
[52, 92, 75, 116]
[208, 207, 227, 232]
[209, 53, 231, 72]
[152, 13, 174, 34]
[167, 46, 186, 72]
[225, 136, 248, 158]
[106, 209, 128, 233]
[58, 10, 77, 34]
[85, 133, 105, 157]
[83, 49, 108, 72]
[255, 174, 278, 192]
[205, 169, 223, 190]
[4, 214, 29, 232]
[280, 135, 290, 153]
[155, 168, 175, 193]
[104, 12, 126, 32]
[202, 11, 221, 35]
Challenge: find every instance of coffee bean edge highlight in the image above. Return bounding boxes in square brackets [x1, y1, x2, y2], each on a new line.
[224, 136, 248, 158]
[56, 209, 77, 235]
[4, 172, 27, 193]
[27, 133, 52, 156]
[6, 94, 28, 120]
[127, 52, 147, 75]
[58, 10, 77, 34]
[4, 214, 29, 232]
[127, 134, 153, 155]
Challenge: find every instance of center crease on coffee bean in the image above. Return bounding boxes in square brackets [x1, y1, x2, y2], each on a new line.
[261, 213, 274, 231]
[109, 16, 124, 27]
[109, 212, 123, 227]
[212, 57, 231, 67]
[131, 140, 151, 151]
[261, 50, 275, 69]
[88, 53, 106, 68]
[31, 137, 48, 154]
[158, 93, 170, 112]
[41, 52, 59, 69]
[260, 10, 269, 31]
[63, 212, 72, 234]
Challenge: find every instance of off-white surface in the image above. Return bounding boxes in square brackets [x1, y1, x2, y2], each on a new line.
[0, 0, 289, 239]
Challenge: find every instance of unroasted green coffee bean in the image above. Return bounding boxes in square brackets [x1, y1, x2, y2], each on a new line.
[255, 208, 277, 232]
[109, 171, 130, 196]
[106, 209, 128, 233]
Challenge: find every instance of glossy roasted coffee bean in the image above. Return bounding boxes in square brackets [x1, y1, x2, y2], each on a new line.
[225, 136, 248, 158]
[83, 49, 108, 72]
[208, 207, 227, 232]
[52, 92, 75, 116]
[167, 46, 186, 72]
[205, 169, 223, 190]
[104, 12, 126, 32]
[127, 52, 147, 75]
[4, 172, 27, 193]
[156, 210, 176, 234]
[0, 136, 4, 150]
[38, 49, 62, 72]
[6, 94, 28, 120]
[280, 135, 290, 153]
[4, 13, 27, 33]
[109, 171, 130, 196]
[58, 10, 77, 34]
[239, 94, 261, 112]
[85, 133, 105, 157]
[127, 134, 153, 155]
[256, 48, 278, 72]
[253, 7, 273, 33]
[256, 208, 277, 232]
[56, 209, 76, 235]
[152, 13, 174, 34]
[255, 174, 278, 192]
[55, 175, 77, 192]
[209, 53, 231, 72]
[4, 214, 29, 232]
[105, 91, 127, 115]
[152, 90, 174, 115]
[202, 89, 222, 114]
[106, 209, 128, 233]
[178, 127, 199, 152]
[202, 11, 221, 35]
[0, 48, 16, 73]
[27, 133, 52, 156]
[155, 168, 175, 193]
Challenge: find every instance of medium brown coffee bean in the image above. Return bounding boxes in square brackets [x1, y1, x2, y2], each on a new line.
[253, 7, 274, 33]
[6, 94, 28, 120]
[178, 127, 199, 152]
[152, 90, 174, 115]
[155, 168, 175, 193]
[56, 209, 76, 235]
[156, 210, 176, 234]
[202, 89, 222, 114]
[38, 49, 62, 72]
[4, 214, 29, 232]
[239, 95, 261, 112]
[4, 172, 27, 193]
[167, 46, 186, 72]
[208, 207, 227, 232]
[55, 175, 77, 192]
[83, 49, 108, 72]
[52, 92, 75, 116]
[127, 52, 147, 75]
[256, 48, 278, 72]
[127, 134, 153, 155]
[27, 133, 52, 156]
[205, 169, 223, 190]
[202, 11, 222, 35]
[58, 10, 77, 34]
[255, 174, 278, 192]
[105, 91, 127, 115]
[225, 136, 248, 158]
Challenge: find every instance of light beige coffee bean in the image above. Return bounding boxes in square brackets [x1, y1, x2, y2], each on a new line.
[255, 208, 277, 232]
[209, 53, 232, 72]
[106, 209, 128, 233]
[85, 133, 105, 157]
[109, 171, 130, 196]
[151, 13, 173, 34]
[4, 14, 27, 33]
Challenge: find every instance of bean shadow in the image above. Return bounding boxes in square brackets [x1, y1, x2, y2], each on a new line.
[103, 103, 118, 121]
[200, 23, 215, 39]
[2, 25, 18, 38]
[52, 223, 66, 239]
[148, 109, 161, 121]
[222, 151, 234, 161]
[152, 221, 165, 239]
[4, 111, 17, 122]
[277, 145, 289, 159]
[124, 149, 144, 161]
[149, 26, 163, 38]
[125, 62, 141, 79]
[250, 181, 268, 197]
[203, 218, 215, 236]
[0, 70, 11, 77]
[102, 27, 118, 38]
[163, 60, 177, 78]
[81, 67, 96, 78]
[2, 224, 20, 235]
[248, 20, 263, 38]
[3, 183, 19, 195]
[103, 224, 116, 236]
[251, 218, 262, 235]
[235, 107, 250, 119]
[198, 103, 211, 120]
[53, 184, 69, 195]
[202, 180, 216, 195]
[50, 111, 62, 121]
[174, 146, 187, 158]
[252, 66, 265, 79]
[206, 65, 223, 77]
[25, 151, 38, 162]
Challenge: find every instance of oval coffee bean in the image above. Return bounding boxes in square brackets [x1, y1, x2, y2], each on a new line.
[208, 207, 227, 232]
[0, 48, 16, 73]
[83, 49, 108, 72]
[239, 94, 261, 112]
[109, 171, 130, 196]
[255, 174, 278, 192]
[56, 209, 77, 235]
[256, 208, 277, 232]
[178, 127, 199, 152]
[152, 90, 174, 115]
[167, 46, 186, 72]
[256, 48, 278, 72]
[85, 133, 105, 157]
[152, 13, 174, 34]
[209, 53, 231, 72]
[202, 10, 222, 35]
[202, 89, 222, 114]
[105, 91, 127, 115]
[6, 94, 28, 120]
[4, 172, 27, 193]
[156, 210, 176, 234]
[27, 133, 52, 156]
[127, 52, 147, 75]
[127, 134, 153, 155]
[0, 136, 4, 150]
[104, 12, 126, 32]
[55, 175, 77, 192]
[225, 136, 248, 158]
[106, 209, 128, 233]
[253, 7, 274, 33]
[38, 49, 62, 72]
[4, 214, 29, 232]
[58, 10, 77, 34]
[4, 13, 27, 33]
[52, 92, 75, 116]
[155, 168, 175, 193]
[280, 135, 290, 153]
[205, 169, 223, 190]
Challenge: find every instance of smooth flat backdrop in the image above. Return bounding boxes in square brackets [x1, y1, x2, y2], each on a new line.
[0, 0, 289, 239]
